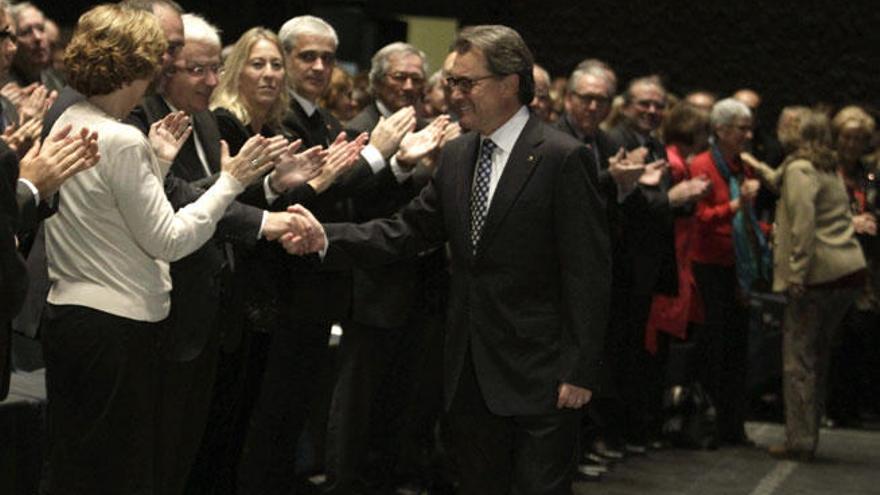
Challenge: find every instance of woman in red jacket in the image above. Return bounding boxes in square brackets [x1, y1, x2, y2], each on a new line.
[689, 98, 768, 446]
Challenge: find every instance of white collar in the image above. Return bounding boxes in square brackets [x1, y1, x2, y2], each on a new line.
[482, 105, 530, 153]
[291, 90, 317, 117]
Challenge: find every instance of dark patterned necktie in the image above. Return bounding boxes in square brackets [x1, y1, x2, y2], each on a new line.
[470, 139, 496, 253]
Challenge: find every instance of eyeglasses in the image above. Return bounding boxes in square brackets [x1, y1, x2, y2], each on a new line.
[178, 63, 222, 77]
[295, 50, 336, 65]
[570, 91, 610, 106]
[387, 72, 425, 86]
[634, 99, 666, 111]
[445, 74, 496, 94]
[0, 28, 16, 43]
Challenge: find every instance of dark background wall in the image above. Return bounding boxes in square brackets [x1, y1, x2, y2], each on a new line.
[46, 0, 880, 128]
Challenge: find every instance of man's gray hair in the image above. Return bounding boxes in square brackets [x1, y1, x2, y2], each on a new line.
[452, 24, 534, 105]
[368, 42, 426, 93]
[182, 13, 221, 48]
[574, 58, 617, 95]
[278, 15, 338, 54]
[710, 97, 752, 129]
[567, 65, 615, 97]
[119, 0, 184, 14]
[9, 1, 41, 23]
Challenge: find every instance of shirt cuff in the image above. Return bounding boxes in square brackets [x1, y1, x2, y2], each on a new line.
[18, 178, 39, 206]
[360, 144, 386, 173]
[389, 156, 414, 183]
[318, 230, 329, 260]
[263, 174, 281, 203]
[258, 211, 268, 239]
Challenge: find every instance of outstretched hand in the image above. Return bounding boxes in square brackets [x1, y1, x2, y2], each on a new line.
[268, 139, 327, 192]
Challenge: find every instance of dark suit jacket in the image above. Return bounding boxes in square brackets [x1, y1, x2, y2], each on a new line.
[1, 142, 26, 399]
[606, 120, 678, 296]
[323, 114, 611, 416]
[342, 102, 435, 328]
[128, 95, 263, 361]
[274, 98, 402, 322]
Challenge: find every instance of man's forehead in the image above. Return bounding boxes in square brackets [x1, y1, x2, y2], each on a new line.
[17, 6, 44, 26]
[292, 34, 335, 52]
[178, 41, 220, 63]
[575, 74, 608, 94]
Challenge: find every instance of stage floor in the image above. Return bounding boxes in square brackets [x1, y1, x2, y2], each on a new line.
[576, 421, 880, 495]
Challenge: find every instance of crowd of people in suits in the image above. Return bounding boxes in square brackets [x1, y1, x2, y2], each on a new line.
[1, 1, 879, 494]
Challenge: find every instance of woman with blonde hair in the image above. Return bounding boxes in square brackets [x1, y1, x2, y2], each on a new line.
[41, 5, 275, 493]
[744, 110, 866, 461]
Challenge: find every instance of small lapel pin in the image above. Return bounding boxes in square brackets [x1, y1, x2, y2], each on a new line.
[528, 154, 535, 162]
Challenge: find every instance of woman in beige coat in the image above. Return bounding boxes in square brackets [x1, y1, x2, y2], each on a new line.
[743, 109, 866, 461]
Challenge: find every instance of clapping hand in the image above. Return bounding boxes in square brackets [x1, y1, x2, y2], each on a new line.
[268, 139, 327, 192]
[2, 117, 42, 157]
[18, 124, 100, 198]
[149, 111, 192, 166]
[607, 147, 646, 189]
[369, 106, 416, 159]
[307, 131, 367, 193]
[220, 135, 277, 186]
[395, 115, 448, 169]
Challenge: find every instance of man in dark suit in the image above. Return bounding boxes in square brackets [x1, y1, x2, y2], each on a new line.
[236, 15, 421, 495]
[605, 76, 710, 451]
[126, 12, 313, 495]
[286, 25, 610, 495]
[323, 41, 447, 494]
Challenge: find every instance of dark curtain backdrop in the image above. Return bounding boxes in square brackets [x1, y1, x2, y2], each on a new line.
[48, 0, 880, 127]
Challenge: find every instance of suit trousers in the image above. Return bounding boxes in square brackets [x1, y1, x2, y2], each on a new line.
[782, 286, 857, 453]
[691, 262, 750, 443]
[155, 329, 221, 495]
[447, 344, 579, 495]
[323, 314, 440, 493]
[237, 319, 332, 495]
[40, 304, 160, 495]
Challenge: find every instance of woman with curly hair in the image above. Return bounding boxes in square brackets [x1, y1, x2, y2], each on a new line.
[744, 110, 866, 461]
[40, 5, 274, 493]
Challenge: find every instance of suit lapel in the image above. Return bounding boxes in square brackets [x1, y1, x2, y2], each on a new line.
[193, 111, 221, 174]
[476, 116, 544, 255]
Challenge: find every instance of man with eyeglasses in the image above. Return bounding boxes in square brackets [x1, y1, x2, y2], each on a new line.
[124, 13, 323, 495]
[283, 24, 610, 495]
[323, 40, 452, 495]
[605, 76, 710, 454]
[6, 2, 62, 92]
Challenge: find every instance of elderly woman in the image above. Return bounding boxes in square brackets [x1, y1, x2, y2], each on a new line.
[40, 6, 273, 493]
[744, 110, 866, 460]
[689, 98, 768, 446]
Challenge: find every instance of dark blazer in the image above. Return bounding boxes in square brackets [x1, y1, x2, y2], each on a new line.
[343, 101, 433, 328]
[607, 120, 678, 296]
[323, 114, 611, 416]
[128, 95, 263, 361]
[1, 142, 27, 399]
[274, 98, 402, 322]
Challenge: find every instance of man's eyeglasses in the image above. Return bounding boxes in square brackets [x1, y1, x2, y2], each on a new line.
[387, 72, 425, 86]
[178, 63, 222, 77]
[0, 28, 17, 44]
[570, 91, 610, 106]
[445, 74, 495, 94]
[295, 50, 336, 65]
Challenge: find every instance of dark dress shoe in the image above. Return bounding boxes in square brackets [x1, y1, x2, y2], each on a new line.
[767, 444, 814, 462]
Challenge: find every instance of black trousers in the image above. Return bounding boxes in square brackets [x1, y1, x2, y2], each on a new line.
[154, 330, 221, 495]
[237, 319, 332, 495]
[40, 304, 160, 495]
[447, 346, 578, 495]
[692, 262, 750, 442]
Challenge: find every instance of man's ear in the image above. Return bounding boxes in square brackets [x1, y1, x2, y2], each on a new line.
[501, 73, 519, 99]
